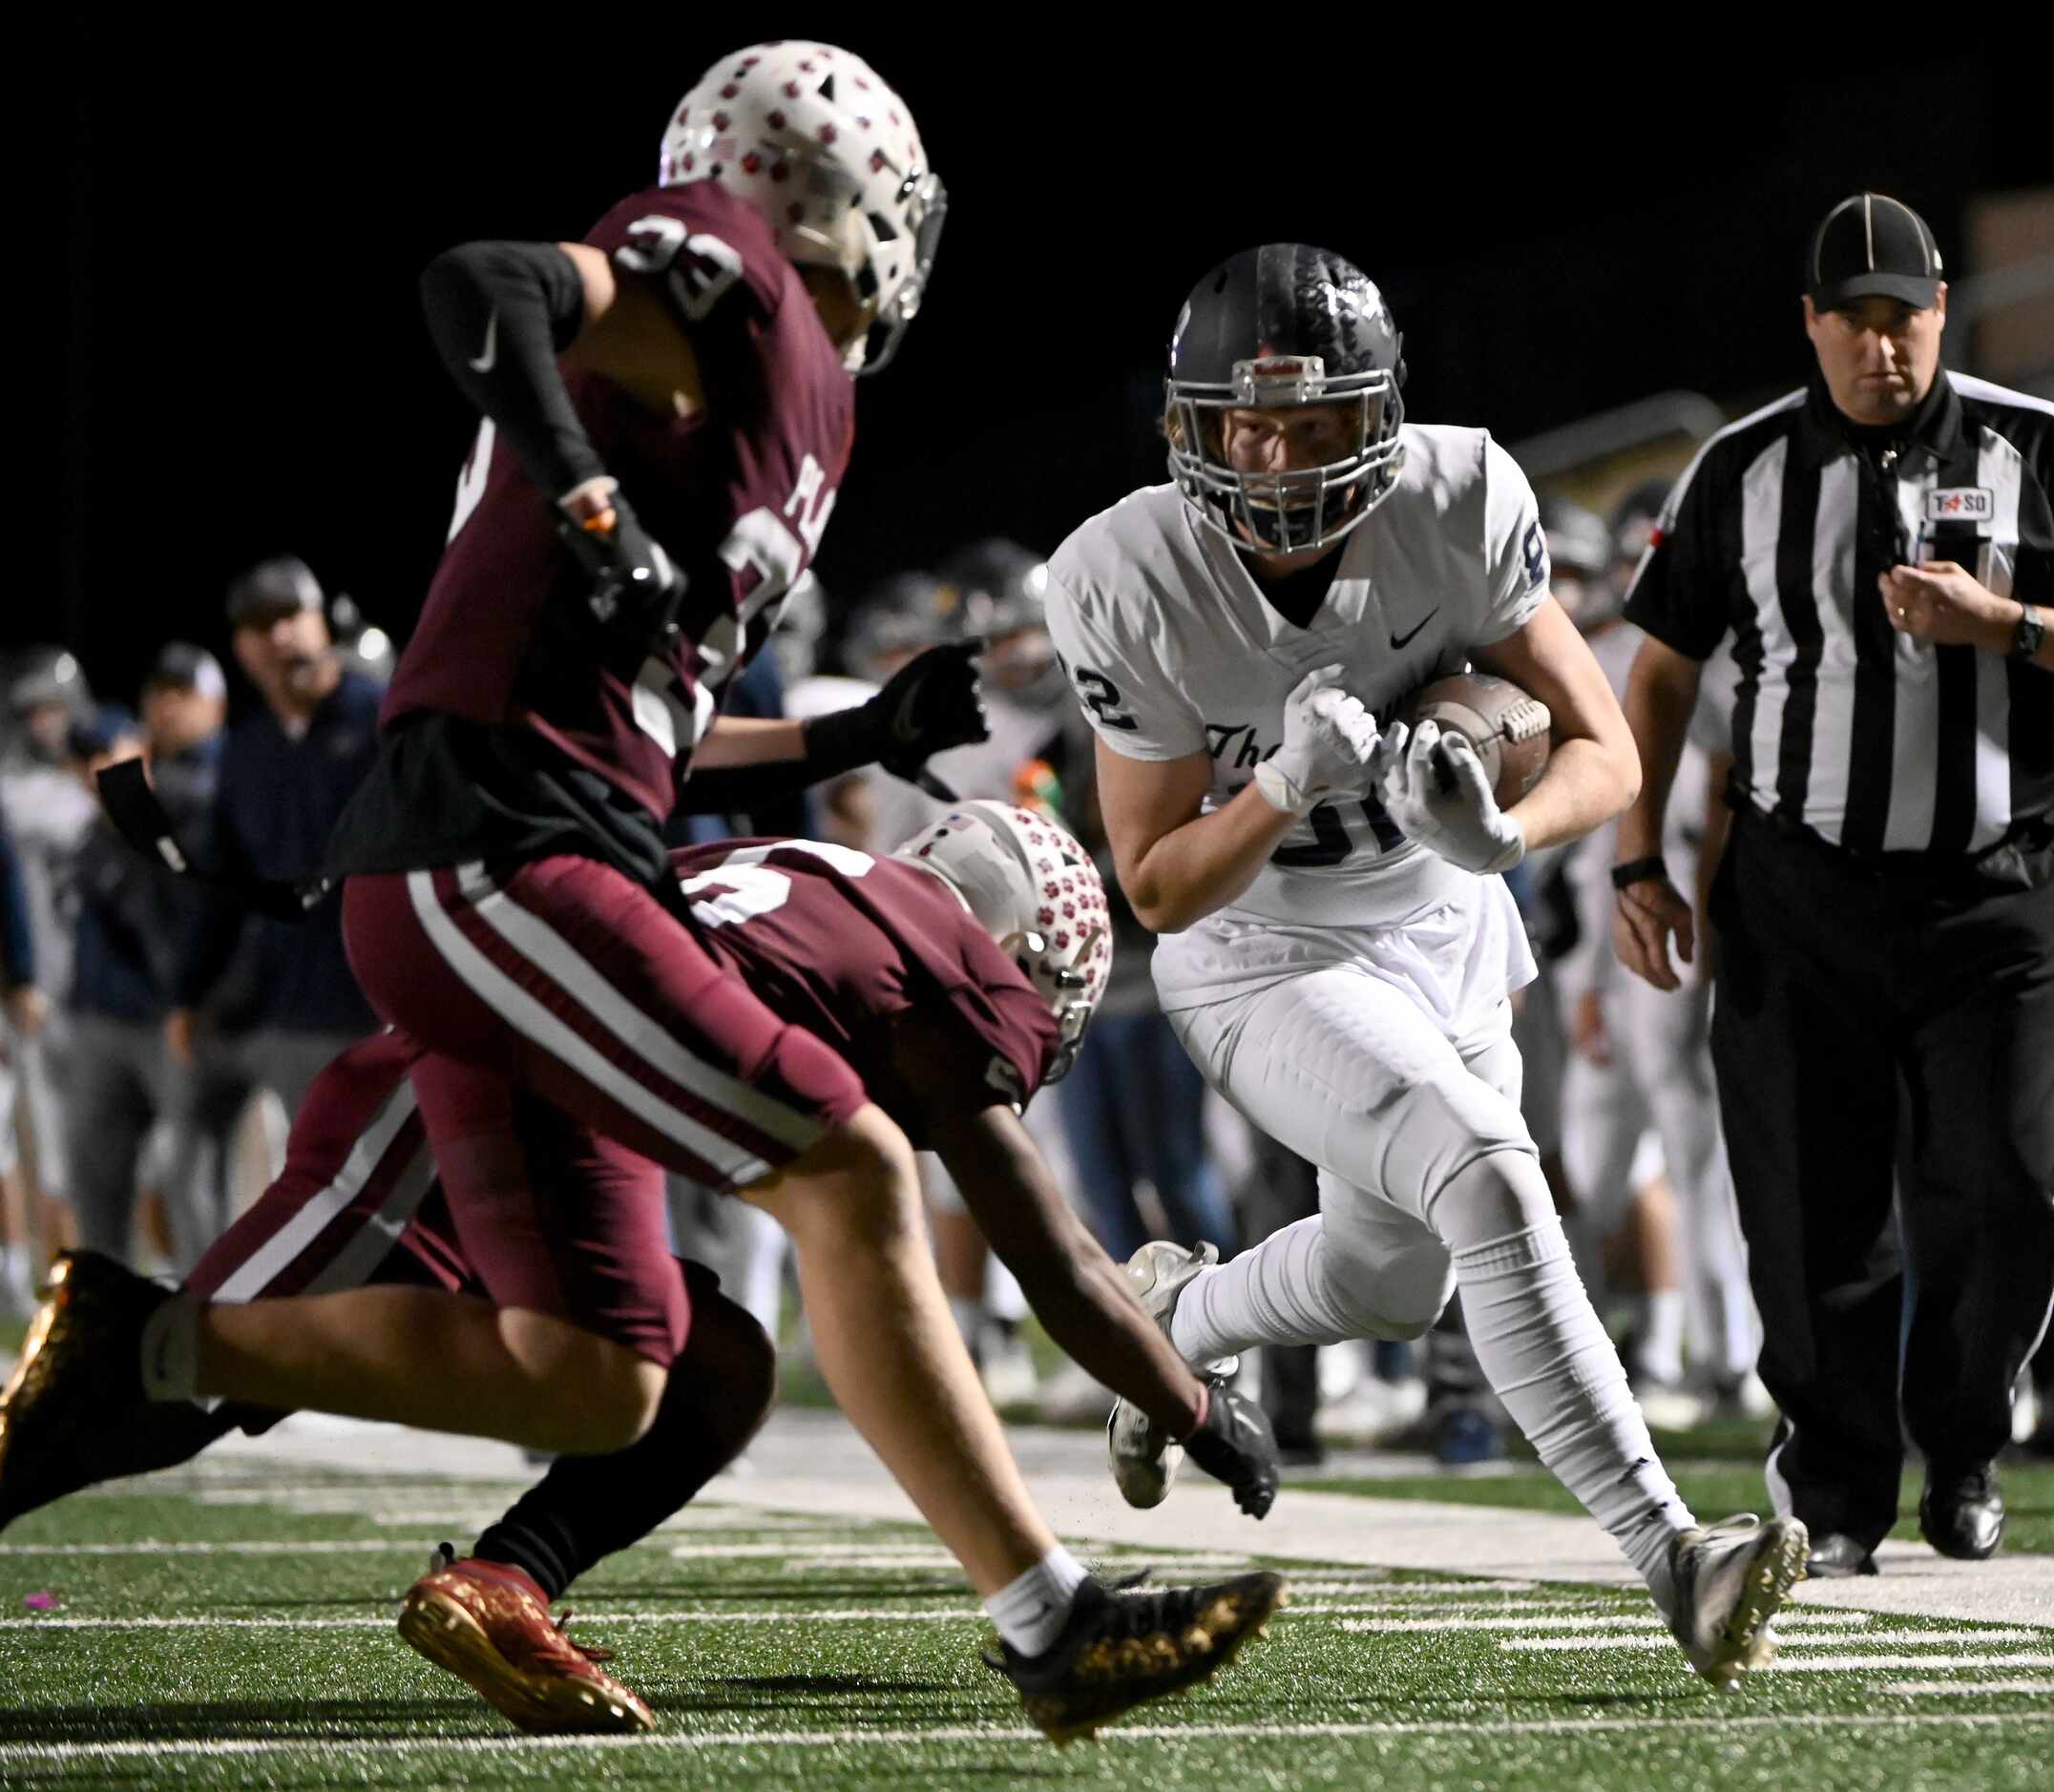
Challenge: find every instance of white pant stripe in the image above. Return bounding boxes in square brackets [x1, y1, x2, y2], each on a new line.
[304, 1142, 440, 1298]
[404, 871, 773, 1186]
[453, 863, 818, 1152]
[211, 1081, 421, 1304]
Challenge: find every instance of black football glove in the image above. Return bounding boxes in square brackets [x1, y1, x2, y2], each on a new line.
[1181, 1382, 1281, 1519]
[867, 639, 991, 781]
[555, 489, 687, 670]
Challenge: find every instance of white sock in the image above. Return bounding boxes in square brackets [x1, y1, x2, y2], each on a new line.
[1171, 1217, 1371, 1361]
[138, 1295, 202, 1402]
[984, 1546, 1089, 1657]
[1639, 1290, 1686, 1386]
[1435, 1153, 1695, 1587]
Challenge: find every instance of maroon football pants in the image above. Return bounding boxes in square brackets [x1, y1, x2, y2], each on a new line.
[187, 1029, 702, 1365]
[342, 857, 867, 1192]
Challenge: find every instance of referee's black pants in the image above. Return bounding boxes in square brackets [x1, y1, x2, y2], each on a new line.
[1708, 807, 2054, 1551]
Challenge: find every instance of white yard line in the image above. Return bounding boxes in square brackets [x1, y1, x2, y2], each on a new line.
[0, 1539, 430, 1556]
[1340, 1612, 1876, 1636]
[0, 1711, 2047, 1768]
[1879, 1679, 2054, 1696]
[1768, 1654, 2054, 1674]
[1501, 1629, 2044, 1653]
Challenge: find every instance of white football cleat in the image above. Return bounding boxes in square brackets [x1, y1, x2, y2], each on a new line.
[1659, 1512, 1810, 1688]
[1107, 1395, 1181, 1509]
[1105, 1241, 1227, 1510]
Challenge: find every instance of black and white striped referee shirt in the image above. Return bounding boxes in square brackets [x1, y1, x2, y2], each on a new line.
[1624, 370, 2052, 858]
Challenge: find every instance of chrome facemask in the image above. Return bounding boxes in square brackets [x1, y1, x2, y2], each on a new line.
[1166, 354, 1406, 553]
[859, 172, 948, 375]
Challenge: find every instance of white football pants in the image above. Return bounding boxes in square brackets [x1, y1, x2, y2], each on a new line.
[1163, 942, 1693, 1583]
[1561, 974, 1758, 1382]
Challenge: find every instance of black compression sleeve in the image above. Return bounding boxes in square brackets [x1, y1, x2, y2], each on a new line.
[419, 240, 605, 503]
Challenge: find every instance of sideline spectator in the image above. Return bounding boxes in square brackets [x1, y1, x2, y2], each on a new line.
[0, 804, 44, 1315]
[61, 650, 236, 1272]
[0, 647, 97, 1265]
[166, 557, 382, 1126]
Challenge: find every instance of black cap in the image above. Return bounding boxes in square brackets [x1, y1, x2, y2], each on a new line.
[145, 642, 227, 701]
[1807, 193, 1943, 311]
[226, 554, 324, 627]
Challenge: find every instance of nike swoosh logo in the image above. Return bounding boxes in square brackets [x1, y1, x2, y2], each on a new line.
[469, 311, 499, 373]
[1390, 606, 1440, 651]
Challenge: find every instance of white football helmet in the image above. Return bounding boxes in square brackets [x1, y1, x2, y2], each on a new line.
[659, 41, 946, 374]
[892, 802, 1112, 1084]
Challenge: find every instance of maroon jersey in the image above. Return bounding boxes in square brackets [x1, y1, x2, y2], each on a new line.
[384, 180, 853, 825]
[668, 839, 1060, 1135]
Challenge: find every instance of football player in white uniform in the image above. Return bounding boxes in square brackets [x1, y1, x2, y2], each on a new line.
[1044, 244, 1808, 1686]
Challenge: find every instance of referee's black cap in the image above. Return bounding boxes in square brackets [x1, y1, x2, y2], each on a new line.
[1807, 193, 1943, 312]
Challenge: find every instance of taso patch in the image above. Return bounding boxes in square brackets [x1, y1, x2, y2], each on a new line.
[1925, 487, 1994, 524]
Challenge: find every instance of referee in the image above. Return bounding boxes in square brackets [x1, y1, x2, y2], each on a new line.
[1611, 192, 2054, 1578]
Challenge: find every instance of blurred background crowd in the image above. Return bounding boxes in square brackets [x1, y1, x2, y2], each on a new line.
[11, 470, 2049, 1468]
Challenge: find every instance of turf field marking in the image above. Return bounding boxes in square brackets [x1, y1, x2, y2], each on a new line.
[1339, 1612, 1875, 1635]
[2, 1710, 2050, 1768]
[1500, 1630, 2044, 1653]
[1768, 1653, 2054, 1673]
[1879, 1679, 2054, 1695]
[0, 1539, 437, 1556]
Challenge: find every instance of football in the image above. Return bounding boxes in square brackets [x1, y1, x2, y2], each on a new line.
[1389, 672, 1553, 810]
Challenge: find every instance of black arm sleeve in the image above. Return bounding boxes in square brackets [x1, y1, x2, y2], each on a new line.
[419, 240, 605, 504]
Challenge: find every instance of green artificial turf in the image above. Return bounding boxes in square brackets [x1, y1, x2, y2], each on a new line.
[0, 1453, 2048, 1789]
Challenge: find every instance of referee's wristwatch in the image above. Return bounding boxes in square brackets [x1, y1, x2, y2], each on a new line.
[1611, 855, 1668, 891]
[2012, 602, 2046, 661]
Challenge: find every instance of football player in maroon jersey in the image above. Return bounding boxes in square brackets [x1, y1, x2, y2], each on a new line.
[0, 805, 1285, 1740]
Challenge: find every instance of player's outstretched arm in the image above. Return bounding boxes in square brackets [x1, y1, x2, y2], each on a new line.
[673, 644, 989, 813]
[930, 1100, 1279, 1516]
[1474, 596, 1642, 854]
[931, 1102, 1203, 1435]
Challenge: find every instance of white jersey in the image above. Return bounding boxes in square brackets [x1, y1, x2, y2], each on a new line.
[1045, 426, 1548, 1010]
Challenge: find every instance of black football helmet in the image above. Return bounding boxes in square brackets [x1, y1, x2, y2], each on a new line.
[1166, 244, 1407, 554]
[934, 538, 1064, 708]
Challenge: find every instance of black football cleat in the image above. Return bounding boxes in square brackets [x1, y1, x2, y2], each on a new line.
[1919, 1465, 2004, 1561]
[988, 1569, 1287, 1743]
[0, 1252, 217, 1532]
[1804, 1532, 1880, 1578]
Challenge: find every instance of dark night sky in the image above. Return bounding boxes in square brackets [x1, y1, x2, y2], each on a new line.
[29, 37, 2052, 708]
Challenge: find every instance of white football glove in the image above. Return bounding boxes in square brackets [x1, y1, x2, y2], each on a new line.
[1372, 719, 1526, 874]
[1253, 664, 1380, 818]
